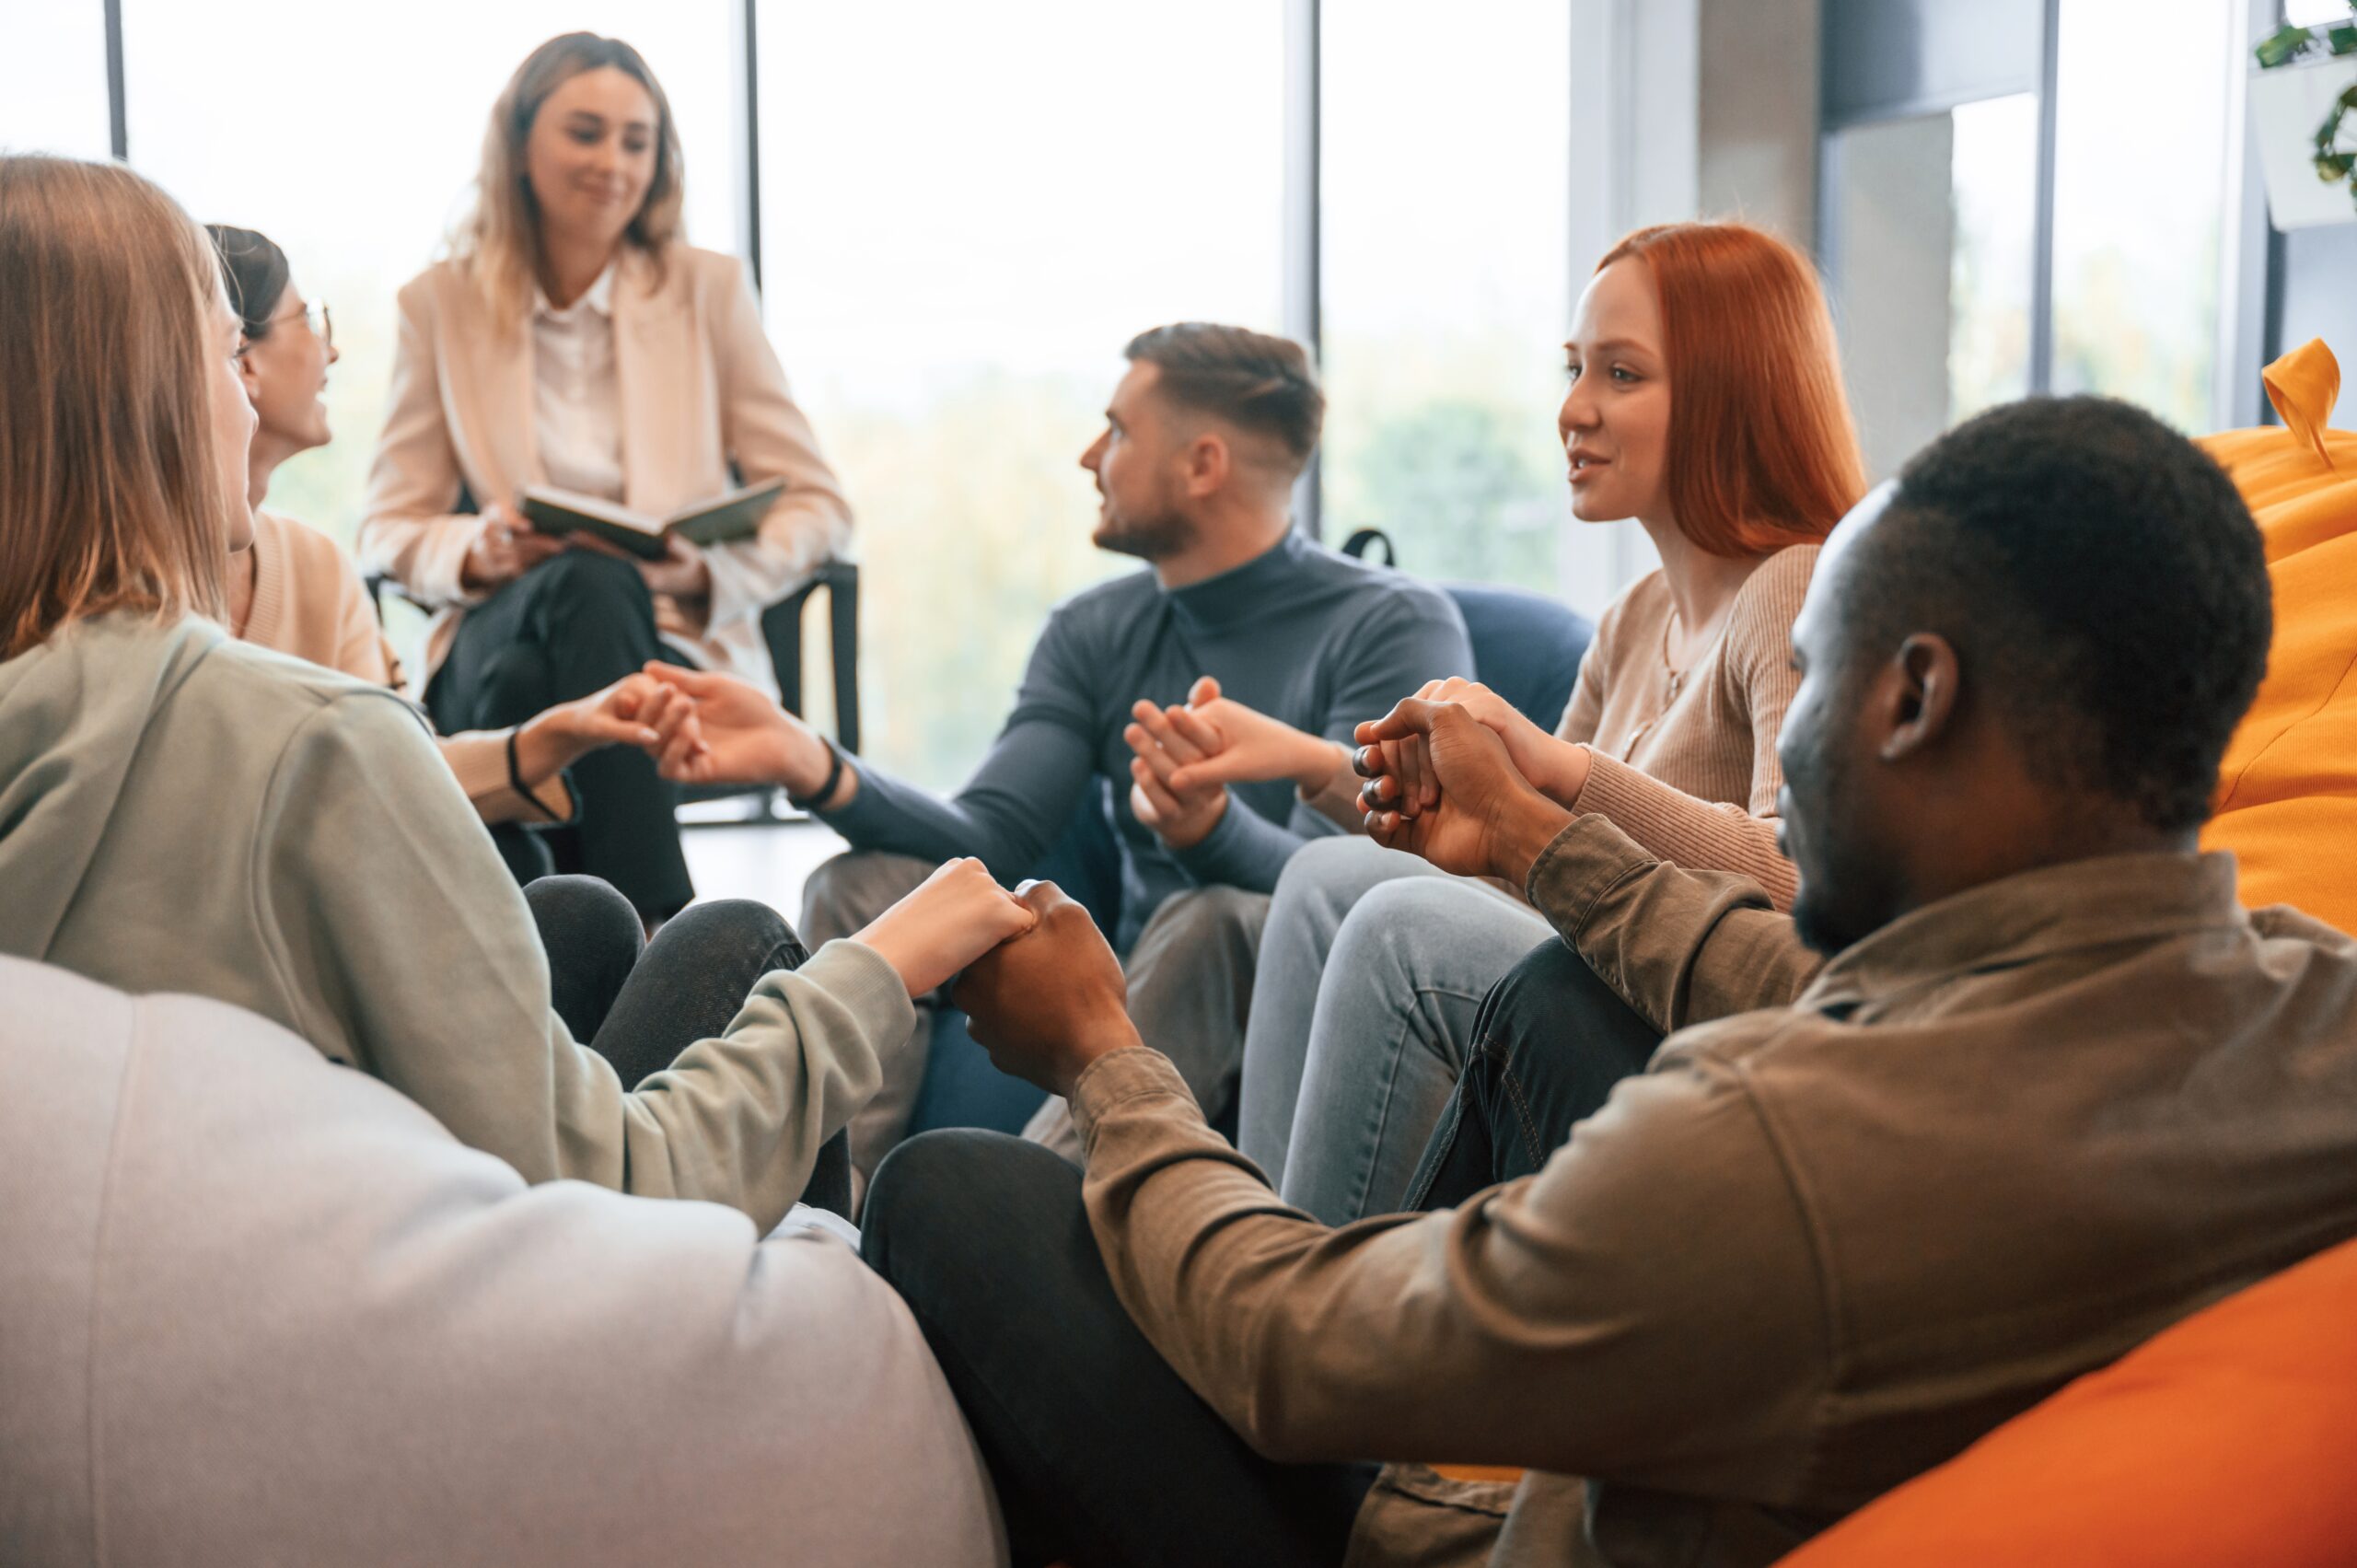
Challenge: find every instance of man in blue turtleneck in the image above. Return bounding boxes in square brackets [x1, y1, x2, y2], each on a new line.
[643, 323, 1471, 1190]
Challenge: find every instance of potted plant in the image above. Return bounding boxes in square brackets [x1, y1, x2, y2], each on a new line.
[2253, 7, 2357, 229]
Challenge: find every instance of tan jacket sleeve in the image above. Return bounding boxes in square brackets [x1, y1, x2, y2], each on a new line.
[1525, 814, 1821, 1031]
[1068, 1047, 1826, 1484]
[699, 259, 853, 634]
[358, 277, 489, 610]
[260, 692, 900, 1231]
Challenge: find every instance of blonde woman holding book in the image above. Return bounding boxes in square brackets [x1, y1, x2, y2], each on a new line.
[361, 31, 852, 922]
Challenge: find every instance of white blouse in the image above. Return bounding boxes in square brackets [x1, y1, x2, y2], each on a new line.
[530, 264, 625, 503]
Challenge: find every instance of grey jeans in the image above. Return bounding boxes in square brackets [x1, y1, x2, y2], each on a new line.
[1236, 835, 1550, 1225]
[801, 850, 1269, 1179]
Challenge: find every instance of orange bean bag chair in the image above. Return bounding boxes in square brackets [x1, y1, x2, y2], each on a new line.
[1772, 1228, 2357, 1566]
[2197, 339, 2357, 935]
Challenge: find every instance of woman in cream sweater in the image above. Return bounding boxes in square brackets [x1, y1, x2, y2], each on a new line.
[1137, 223, 1867, 1223]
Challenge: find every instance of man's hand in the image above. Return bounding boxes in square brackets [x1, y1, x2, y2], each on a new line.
[564, 529, 714, 601]
[459, 502, 563, 591]
[508, 671, 672, 788]
[1124, 696, 1228, 851]
[1154, 677, 1351, 795]
[1407, 677, 1591, 805]
[1354, 699, 1573, 885]
[639, 663, 833, 795]
[851, 858, 1039, 999]
[953, 881, 1142, 1097]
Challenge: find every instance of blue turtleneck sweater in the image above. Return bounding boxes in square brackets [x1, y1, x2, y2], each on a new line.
[822, 530, 1471, 950]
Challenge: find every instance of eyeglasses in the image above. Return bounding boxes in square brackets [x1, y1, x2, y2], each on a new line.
[241, 300, 332, 355]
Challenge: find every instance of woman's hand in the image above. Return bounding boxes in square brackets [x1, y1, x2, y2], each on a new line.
[1353, 699, 1573, 885]
[1155, 678, 1350, 794]
[508, 672, 672, 787]
[1407, 677, 1590, 806]
[638, 663, 833, 795]
[853, 857, 1040, 998]
[1123, 693, 1228, 850]
[636, 531, 713, 599]
[562, 529, 714, 600]
[460, 502, 563, 591]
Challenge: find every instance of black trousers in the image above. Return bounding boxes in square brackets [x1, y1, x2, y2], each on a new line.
[863, 1131, 1378, 1568]
[524, 874, 852, 1218]
[860, 938, 1664, 1566]
[429, 550, 692, 920]
[1403, 937, 1666, 1209]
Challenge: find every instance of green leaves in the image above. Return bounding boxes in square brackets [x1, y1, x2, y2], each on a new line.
[2257, 15, 2357, 71]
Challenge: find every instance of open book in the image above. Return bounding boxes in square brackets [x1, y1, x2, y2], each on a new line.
[519, 476, 788, 562]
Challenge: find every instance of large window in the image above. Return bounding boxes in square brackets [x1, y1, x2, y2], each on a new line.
[1823, 0, 2246, 471]
[0, 4, 111, 157]
[118, 2, 742, 561]
[758, 3, 1286, 789]
[2048, 0, 2235, 432]
[1319, 0, 1576, 603]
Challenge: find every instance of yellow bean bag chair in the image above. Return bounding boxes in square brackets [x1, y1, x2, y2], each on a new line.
[2197, 339, 2357, 934]
[1773, 1230, 2357, 1567]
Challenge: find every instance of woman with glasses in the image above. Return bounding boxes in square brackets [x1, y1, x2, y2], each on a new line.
[360, 32, 853, 926]
[209, 223, 660, 888]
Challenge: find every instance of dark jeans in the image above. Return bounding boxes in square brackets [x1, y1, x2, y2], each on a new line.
[861, 944, 1663, 1564]
[429, 550, 691, 920]
[863, 1132, 1378, 1568]
[524, 875, 851, 1218]
[1404, 938, 1666, 1209]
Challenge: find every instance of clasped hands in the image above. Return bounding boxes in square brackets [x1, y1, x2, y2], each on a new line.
[571, 664, 1141, 1089]
[1120, 673, 1588, 885]
[1351, 683, 1581, 889]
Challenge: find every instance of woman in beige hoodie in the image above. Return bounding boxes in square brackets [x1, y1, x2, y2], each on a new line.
[0, 153, 1031, 1234]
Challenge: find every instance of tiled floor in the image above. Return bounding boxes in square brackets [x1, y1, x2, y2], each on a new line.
[680, 818, 849, 923]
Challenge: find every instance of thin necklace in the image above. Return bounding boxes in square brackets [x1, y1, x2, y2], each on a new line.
[1660, 606, 1686, 703]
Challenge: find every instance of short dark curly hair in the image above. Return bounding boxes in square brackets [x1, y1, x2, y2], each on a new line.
[1844, 395, 2271, 834]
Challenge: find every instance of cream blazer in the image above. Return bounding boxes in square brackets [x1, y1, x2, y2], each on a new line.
[359, 244, 852, 693]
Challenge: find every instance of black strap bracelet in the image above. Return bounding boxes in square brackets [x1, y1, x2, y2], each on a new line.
[505, 727, 564, 822]
[787, 738, 847, 812]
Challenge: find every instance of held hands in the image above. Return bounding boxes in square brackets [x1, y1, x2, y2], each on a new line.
[1152, 678, 1350, 795]
[1353, 698, 1574, 886]
[1404, 677, 1590, 806]
[460, 502, 564, 590]
[1124, 689, 1230, 852]
[953, 881, 1142, 1096]
[636, 663, 835, 796]
[851, 858, 1039, 999]
[508, 671, 677, 788]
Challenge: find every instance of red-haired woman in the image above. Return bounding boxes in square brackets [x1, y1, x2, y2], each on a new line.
[1128, 222, 1864, 1222]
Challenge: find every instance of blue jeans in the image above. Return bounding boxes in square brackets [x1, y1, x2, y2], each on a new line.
[1237, 836, 1550, 1224]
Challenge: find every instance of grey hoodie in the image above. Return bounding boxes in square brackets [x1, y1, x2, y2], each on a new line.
[0, 613, 910, 1230]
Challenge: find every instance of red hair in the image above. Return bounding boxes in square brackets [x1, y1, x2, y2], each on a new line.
[1595, 222, 1865, 558]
